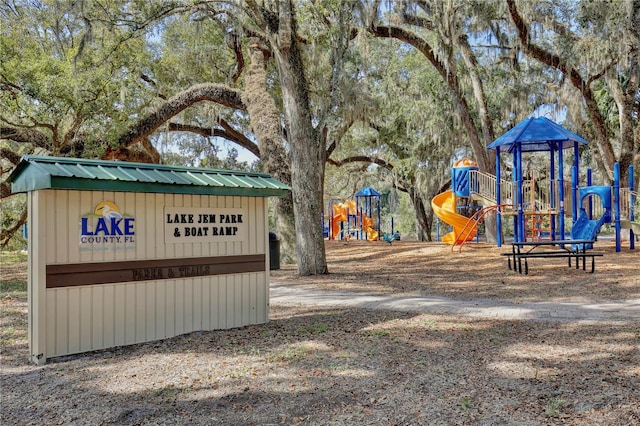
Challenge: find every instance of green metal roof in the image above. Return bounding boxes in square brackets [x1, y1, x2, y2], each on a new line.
[8, 155, 290, 197]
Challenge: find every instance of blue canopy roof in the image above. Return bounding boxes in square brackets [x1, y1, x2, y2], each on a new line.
[487, 116, 588, 153]
[355, 187, 381, 197]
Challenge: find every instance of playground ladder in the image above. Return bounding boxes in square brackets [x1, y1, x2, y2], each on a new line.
[524, 211, 553, 242]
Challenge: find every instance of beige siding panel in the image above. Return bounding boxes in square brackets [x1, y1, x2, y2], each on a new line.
[241, 274, 250, 325]
[135, 282, 146, 342]
[235, 274, 244, 327]
[145, 193, 156, 261]
[68, 288, 81, 354]
[258, 273, 268, 323]
[174, 280, 185, 336]
[250, 275, 257, 324]
[55, 190, 68, 264]
[79, 287, 92, 352]
[79, 191, 94, 264]
[164, 194, 176, 260]
[135, 192, 147, 261]
[209, 279, 220, 330]
[200, 277, 210, 329]
[102, 285, 115, 348]
[68, 191, 81, 263]
[125, 284, 136, 345]
[145, 282, 156, 341]
[165, 280, 176, 338]
[227, 275, 236, 328]
[55, 289, 69, 355]
[113, 284, 126, 347]
[44, 192, 56, 265]
[183, 279, 194, 333]
[218, 277, 227, 329]
[155, 194, 166, 259]
[192, 277, 202, 331]
[210, 196, 220, 256]
[155, 281, 166, 339]
[45, 290, 55, 360]
[91, 286, 103, 349]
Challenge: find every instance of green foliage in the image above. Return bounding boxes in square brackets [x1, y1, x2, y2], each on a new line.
[0, 194, 27, 251]
[0, 0, 159, 153]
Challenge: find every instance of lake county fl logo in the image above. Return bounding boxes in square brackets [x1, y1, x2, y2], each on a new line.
[80, 201, 135, 251]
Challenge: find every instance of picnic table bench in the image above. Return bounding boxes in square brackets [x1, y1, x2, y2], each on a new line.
[503, 239, 604, 275]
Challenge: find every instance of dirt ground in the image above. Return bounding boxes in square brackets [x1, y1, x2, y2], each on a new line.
[1, 240, 639, 425]
[272, 240, 640, 303]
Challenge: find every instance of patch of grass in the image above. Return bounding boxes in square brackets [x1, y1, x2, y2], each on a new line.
[0, 251, 27, 264]
[366, 328, 390, 338]
[490, 327, 508, 344]
[228, 366, 253, 378]
[0, 280, 27, 299]
[460, 396, 473, 411]
[298, 322, 329, 335]
[0, 326, 18, 347]
[420, 318, 437, 328]
[266, 345, 311, 363]
[545, 396, 566, 417]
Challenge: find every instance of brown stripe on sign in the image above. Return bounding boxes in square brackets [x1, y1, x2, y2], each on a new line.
[46, 254, 266, 288]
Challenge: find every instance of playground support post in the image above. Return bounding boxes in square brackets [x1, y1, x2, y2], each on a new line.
[630, 165, 635, 250]
[587, 168, 593, 219]
[574, 141, 580, 197]
[558, 147, 566, 239]
[496, 147, 502, 247]
[549, 148, 556, 239]
[515, 145, 524, 242]
[572, 166, 578, 223]
[614, 163, 621, 252]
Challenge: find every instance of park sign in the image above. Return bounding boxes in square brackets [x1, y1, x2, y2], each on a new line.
[8, 155, 290, 365]
[164, 207, 247, 243]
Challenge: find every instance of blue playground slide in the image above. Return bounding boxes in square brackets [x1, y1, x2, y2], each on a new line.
[570, 208, 608, 250]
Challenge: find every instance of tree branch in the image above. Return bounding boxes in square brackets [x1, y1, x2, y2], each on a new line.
[117, 83, 245, 148]
[0, 127, 51, 149]
[326, 155, 394, 170]
[168, 120, 260, 158]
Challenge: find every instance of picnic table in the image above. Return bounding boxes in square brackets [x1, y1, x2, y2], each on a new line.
[504, 239, 604, 275]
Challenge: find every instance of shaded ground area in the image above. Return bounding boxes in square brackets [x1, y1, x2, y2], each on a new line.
[272, 240, 640, 302]
[1, 241, 639, 425]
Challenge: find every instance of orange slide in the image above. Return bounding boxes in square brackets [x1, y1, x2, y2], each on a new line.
[361, 213, 379, 241]
[331, 200, 378, 241]
[331, 202, 349, 239]
[431, 190, 476, 245]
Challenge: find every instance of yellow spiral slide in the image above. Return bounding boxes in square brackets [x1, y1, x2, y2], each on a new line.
[431, 190, 476, 245]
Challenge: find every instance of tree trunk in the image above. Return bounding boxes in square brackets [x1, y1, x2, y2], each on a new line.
[484, 211, 498, 244]
[267, 0, 328, 275]
[409, 188, 430, 241]
[242, 45, 296, 264]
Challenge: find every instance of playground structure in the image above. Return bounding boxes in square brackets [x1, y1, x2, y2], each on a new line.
[324, 187, 396, 241]
[431, 158, 483, 245]
[432, 117, 638, 252]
